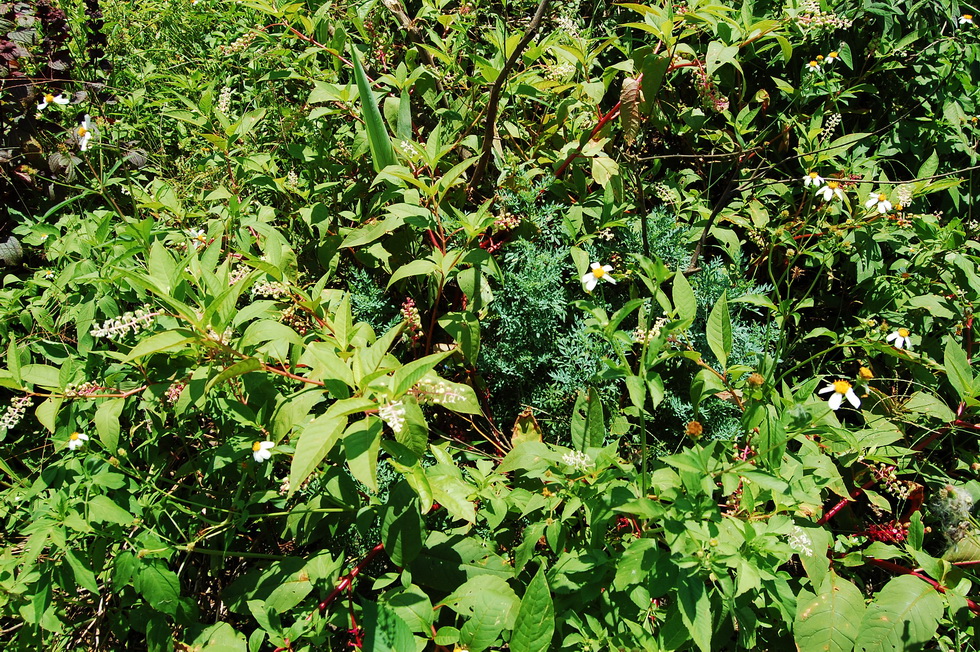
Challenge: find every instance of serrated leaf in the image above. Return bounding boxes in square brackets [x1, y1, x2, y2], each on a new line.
[511, 564, 554, 652]
[794, 572, 864, 652]
[853, 574, 943, 652]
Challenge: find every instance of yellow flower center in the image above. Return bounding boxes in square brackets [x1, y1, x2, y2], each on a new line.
[895, 204, 903, 211]
[592, 267, 606, 279]
[832, 380, 852, 394]
[808, 60, 818, 67]
[809, 172, 819, 179]
[877, 193, 887, 201]
[70, 432, 80, 441]
[78, 126, 88, 137]
[45, 93, 55, 103]
[858, 367, 874, 380]
[898, 328, 909, 337]
[965, 14, 973, 19]
[252, 441, 263, 452]
[827, 181, 840, 189]
[828, 51, 838, 58]
[816, 55, 824, 60]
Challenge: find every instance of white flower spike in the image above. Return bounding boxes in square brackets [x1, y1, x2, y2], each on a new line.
[77, 114, 93, 152]
[68, 431, 89, 450]
[818, 380, 861, 410]
[865, 192, 892, 214]
[886, 328, 912, 350]
[37, 93, 69, 111]
[252, 440, 274, 463]
[960, 14, 973, 24]
[817, 181, 844, 202]
[803, 172, 825, 187]
[582, 262, 616, 292]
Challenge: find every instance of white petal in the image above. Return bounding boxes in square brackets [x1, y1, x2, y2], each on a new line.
[865, 197, 877, 208]
[590, 262, 602, 271]
[54, 95, 69, 105]
[892, 337, 904, 349]
[845, 389, 861, 408]
[259, 441, 274, 451]
[818, 384, 835, 394]
[903, 338, 912, 350]
[37, 102, 48, 111]
[877, 201, 890, 214]
[584, 275, 597, 291]
[834, 188, 844, 200]
[828, 393, 843, 410]
[601, 265, 613, 273]
[886, 332, 898, 342]
[78, 432, 89, 441]
[818, 187, 830, 201]
[604, 276, 617, 285]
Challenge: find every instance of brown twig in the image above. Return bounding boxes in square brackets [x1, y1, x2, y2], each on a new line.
[467, 0, 551, 195]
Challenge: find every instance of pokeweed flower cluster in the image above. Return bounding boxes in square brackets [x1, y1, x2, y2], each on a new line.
[90, 309, 157, 339]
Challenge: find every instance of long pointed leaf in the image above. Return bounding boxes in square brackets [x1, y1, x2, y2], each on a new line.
[352, 50, 396, 172]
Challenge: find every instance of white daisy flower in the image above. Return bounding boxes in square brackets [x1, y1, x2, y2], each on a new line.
[68, 431, 89, 450]
[865, 192, 892, 214]
[803, 171, 825, 187]
[960, 14, 974, 24]
[187, 229, 207, 249]
[37, 93, 69, 111]
[825, 51, 840, 64]
[806, 60, 821, 73]
[817, 181, 844, 202]
[818, 380, 861, 410]
[77, 114, 93, 152]
[582, 262, 616, 292]
[251, 440, 274, 462]
[886, 328, 912, 350]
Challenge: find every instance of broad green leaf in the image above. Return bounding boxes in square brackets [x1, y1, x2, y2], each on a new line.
[677, 570, 712, 652]
[706, 291, 732, 369]
[672, 270, 697, 326]
[288, 414, 346, 497]
[425, 464, 476, 523]
[122, 331, 196, 363]
[94, 398, 125, 451]
[64, 550, 100, 594]
[390, 351, 453, 397]
[822, 132, 870, 158]
[382, 481, 424, 566]
[511, 564, 555, 652]
[944, 337, 974, 400]
[441, 575, 520, 652]
[87, 495, 135, 525]
[853, 574, 943, 652]
[188, 622, 247, 652]
[362, 601, 415, 652]
[352, 50, 396, 172]
[794, 572, 864, 652]
[387, 259, 438, 289]
[206, 357, 262, 393]
[135, 562, 182, 616]
[345, 417, 382, 492]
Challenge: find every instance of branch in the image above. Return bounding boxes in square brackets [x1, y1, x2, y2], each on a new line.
[466, 0, 551, 195]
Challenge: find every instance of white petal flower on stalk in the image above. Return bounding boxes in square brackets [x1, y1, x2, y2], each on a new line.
[77, 114, 93, 152]
[865, 192, 892, 214]
[37, 93, 69, 111]
[67, 431, 89, 450]
[818, 380, 861, 410]
[802, 171, 825, 187]
[886, 328, 912, 350]
[806, 60, 821, 73]
[582, 262, 616, 292]
[251, 440, 274, 462]
[825, 51, 840, 64]
[817, 181, 844, 202]
[960, 14, 974, 24]
[187, 228, 207, 249]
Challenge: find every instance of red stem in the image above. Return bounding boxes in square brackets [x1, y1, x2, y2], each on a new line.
[310, 543, 385, 618]
[865, 557, 980, 615]
[554, 101, 622, 178]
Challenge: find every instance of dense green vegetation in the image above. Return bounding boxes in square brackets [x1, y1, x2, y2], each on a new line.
[2, 0, 980, 649]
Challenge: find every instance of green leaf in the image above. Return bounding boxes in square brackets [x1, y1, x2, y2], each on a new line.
[87, 495, 135, 525]
[362, 601, 415, 652]
[188, 623, 247, 652]
[345, 417, 382, 492]
[510, 564, 555, 652]
[7, 337, 21, 386]
[390, 351, 453, 397]
[944, 337, 974, 400]
[206, 357, 262, 393]
[382, 481, 424, 566]
[441, 575, 520, 652]
[706, 291, 732, 370]
[917, 150, 939, 180]
[135, 562, 182, 617]
[673, 271, 697, 326]
[853, 574, 943, 652]
[822, 132, 870, 158]
[288, 414, 346, 498]
[387, 258, 438, 289]
[794, 572, 865, 652]
[64, 550, 100, 594]
[94, 398, 125, 452]
[122, 330, 196, 363]
[352, 50, 396, 173]
[677, 570, 712, 652]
